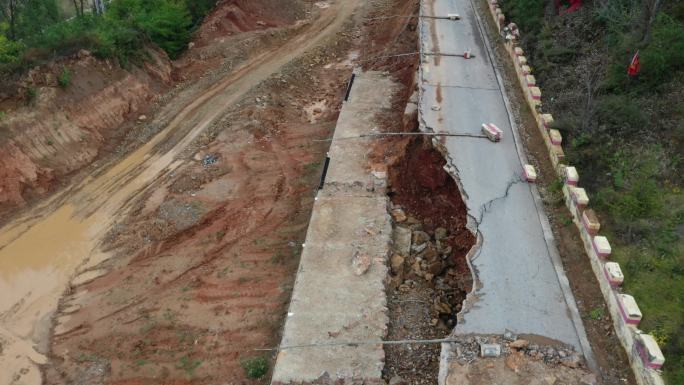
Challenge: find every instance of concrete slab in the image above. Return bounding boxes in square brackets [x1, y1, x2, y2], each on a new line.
[271, 72, 397, 384]
[419, 0, 588, 353]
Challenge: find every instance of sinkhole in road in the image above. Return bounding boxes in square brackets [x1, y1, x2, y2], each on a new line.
[383, 135, 476, 383]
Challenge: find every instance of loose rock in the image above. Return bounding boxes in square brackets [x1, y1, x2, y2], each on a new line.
[351, 252, 371, 275]
[509, 339, 529, 349]
[390, 254, 405, 273]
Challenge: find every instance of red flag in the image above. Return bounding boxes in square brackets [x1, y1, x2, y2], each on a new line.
[628, 51, 640, 76]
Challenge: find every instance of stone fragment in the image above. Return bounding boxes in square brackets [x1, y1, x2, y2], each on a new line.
[411, 242, 427, 253]
[509, 339, 529, 349]
[480, 343, 501, 358]
[391, 208, 407, 222]
[505, 351, 524, 372]
[560, 354, 581, 368]
[580, 373, 598, 385]
[435, 227, 448, 240]
[351, 252, 371, 275]
[412, 230, 430, 244]
[390, 254, 405, 273]
[503, 329, 517, 341]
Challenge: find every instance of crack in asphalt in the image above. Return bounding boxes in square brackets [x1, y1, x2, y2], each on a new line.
[475, 176, 526, 226]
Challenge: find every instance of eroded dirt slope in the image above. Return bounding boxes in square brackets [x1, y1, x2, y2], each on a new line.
[0, 49, 172, 215]
[1, 1, 366, 384]
[13, 1, 370, 384]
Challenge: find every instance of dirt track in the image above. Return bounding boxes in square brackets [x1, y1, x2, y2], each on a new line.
[0, 1, 362, 383]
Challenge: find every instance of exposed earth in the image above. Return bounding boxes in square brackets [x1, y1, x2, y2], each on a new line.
[0, 0, 645, 384]
[0, 0, 369, 383]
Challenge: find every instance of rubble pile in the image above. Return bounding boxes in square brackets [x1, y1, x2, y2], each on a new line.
[389, 206, 471, 330]
[450, 334, 585, 370]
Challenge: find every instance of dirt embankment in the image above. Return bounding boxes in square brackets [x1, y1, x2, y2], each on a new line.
[0, 49, 172, 215]
[36, 0, 366, 384]
[0, 0, 306, 221]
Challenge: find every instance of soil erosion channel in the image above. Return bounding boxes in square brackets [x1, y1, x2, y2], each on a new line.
[0, 1, 360, 383]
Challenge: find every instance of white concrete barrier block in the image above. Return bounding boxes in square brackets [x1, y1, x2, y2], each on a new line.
[551, 144, 564, 162]
[593, 235, 612, 258]
[604, 262, 624, 287]
[582, 209, 600, 235]
[514, 47, 524, 56]
[529, 86, 542, 101]
[565, 166, 579, 185]
[635, 334, 665, 369]
[541, 113, 554, 129]
[521, 64, 531, 75]
[617, 293, 642, 326]
[549, 128, 562, 145]
[570, 186, 589, 208]
[481, 123, 503, 142]
[517, 55, 528, 66]
[523, 164, 537, 182]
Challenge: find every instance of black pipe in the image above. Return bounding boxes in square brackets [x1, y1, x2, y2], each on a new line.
[344, 73, 356, 102]
[318, 156, 331, 190]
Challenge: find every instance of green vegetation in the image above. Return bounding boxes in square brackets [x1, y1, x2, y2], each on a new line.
[177, 355, 201, 378]
[586, 306, 606, 321]
[241, 356, 269, 379]
[57, 66, 71, 88]
[0, 0, 218, 74]
[503, 0, 683, 382]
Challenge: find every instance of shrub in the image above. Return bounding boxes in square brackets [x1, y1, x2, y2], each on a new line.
[138, 0, 193, 58]
[15, 0, 60, 39]
[0, 34, 23, 65]
[58, 67, 71, 88]
[241, 356, 268, 379]
[595, 94, 647, 135]
[183, 0, 218, 24]
[26, 86, 37, 102]
[501, 0, 545, 35]
[2, 0, 216, 76]
[640, 14, 684, 86]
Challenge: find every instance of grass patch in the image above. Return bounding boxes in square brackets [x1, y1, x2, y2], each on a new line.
[177, 355, 202, 378]
[241, 356, 269, 379]
[58, 66, 72, 88]
[586, 307, 605, 320]
[304, 161, 321, 174]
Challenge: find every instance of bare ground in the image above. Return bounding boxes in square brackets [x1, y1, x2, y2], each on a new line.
[1, 1, 374, 384]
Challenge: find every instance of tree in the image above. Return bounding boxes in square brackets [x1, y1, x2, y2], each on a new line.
[71, 0, 86, 17]
[92, 0, 105, 15]
[16, 0, 59, 38]
[640, 0, 663, 45]
[0, 0, 25, 39]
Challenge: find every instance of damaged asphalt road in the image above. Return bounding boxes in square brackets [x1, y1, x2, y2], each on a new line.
[418, 0, 593, 361]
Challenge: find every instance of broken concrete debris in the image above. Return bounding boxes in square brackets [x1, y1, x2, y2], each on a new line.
[201, 153, 218, 167]
[391, 207, 407, 222]
[481, 343, 502, 358]
[351, 250, 372, 276]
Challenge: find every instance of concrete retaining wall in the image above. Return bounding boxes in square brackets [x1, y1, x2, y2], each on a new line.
[483, 2, 666, 384]
[271, 71, 396, 385]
